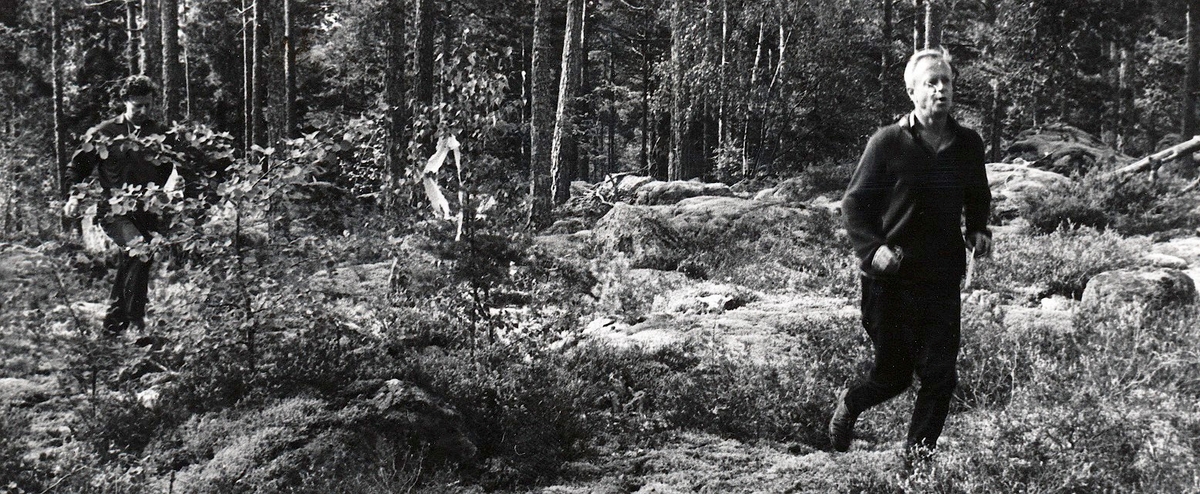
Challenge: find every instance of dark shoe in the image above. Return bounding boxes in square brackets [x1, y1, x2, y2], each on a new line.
[829, 388, 858, 452]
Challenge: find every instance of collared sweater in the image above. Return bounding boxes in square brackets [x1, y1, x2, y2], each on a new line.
[842, 113, 991, 282]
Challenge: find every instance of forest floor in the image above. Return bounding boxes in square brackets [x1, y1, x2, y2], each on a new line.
[4, 166, 1200, 492]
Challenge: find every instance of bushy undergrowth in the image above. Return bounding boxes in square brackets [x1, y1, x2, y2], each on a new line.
[1018, 172, 1199, 235]
[973, 226, 1147, 299]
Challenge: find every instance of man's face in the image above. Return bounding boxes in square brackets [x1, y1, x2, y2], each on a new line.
[124, 94, 154, 125]
[907, 58, 954, 117]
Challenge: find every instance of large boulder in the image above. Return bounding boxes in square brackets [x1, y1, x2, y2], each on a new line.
[1080, 267, 1197, 315]
[1003, 124, 1134, 175]
[634, 180, 733, 205]
[751, 176, 821, 205]
[592, 203, 687, 270]
[591, 197, 814, 270]
[986, 161, 1072, 219]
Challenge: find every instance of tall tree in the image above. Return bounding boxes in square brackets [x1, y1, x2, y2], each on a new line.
[1183, 0, 1200, 139]
[251, 0, 268, 159]
[161, 0, 182, 122]
[126, 0, 140, 75]
[551, 0, 583, 204]
[912, 0, 923, 52]
[924, 0, 939, 48]
[242, 0, 252, 152]
[141, 0, 161, 83]
[528, 0, 555, 226]
[283, 0, 297, 137]
[383, 0, 408, 210]
[668, 0, 684, 181]
[414, 0, 437, 106]
[52, 0, 67, 202]
[881, 0, 893, 81]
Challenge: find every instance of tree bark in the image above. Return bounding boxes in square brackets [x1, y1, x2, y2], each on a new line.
[668, 0, 685, 181]
[52, 0, 67, 201]
[989, 79, 1002, 162]
[141, 0, 161, 83]
[251, 0, 268, 160]
[242, 0, 252, 152]
[161, 0, 182, 123]
[383, 0, 408, 211]
[923, 0, 939, 49]
[414, 0, 437, 106]
[1183, 0, 1200, 139]
[551, 0, 583, 204]
[126, 0, 140, 75]
[528, 0, 555, 227]
[912, 0, 923, 53]
[283, 0, 297, 137]
[881, 0, 892, 82]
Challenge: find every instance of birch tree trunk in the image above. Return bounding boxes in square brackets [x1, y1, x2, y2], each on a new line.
[912, 0, 923, 52]
[283, 0, 297, 138]
[528, 0, 555, 226]
[551, 0, 584, 204]
[241, 0, 252, 152]
[251, 0, 268, 161]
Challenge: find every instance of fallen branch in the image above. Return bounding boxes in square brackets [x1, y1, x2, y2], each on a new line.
[1108, 135, 1200, 178]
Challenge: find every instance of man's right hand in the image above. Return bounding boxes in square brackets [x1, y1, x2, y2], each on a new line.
[63, 195, 81, 218]
[871, 245, 903, 274]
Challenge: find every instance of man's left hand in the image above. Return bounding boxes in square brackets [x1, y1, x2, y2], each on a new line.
[967, 232, 992, 258]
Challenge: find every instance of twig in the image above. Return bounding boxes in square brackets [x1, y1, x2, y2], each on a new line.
[51, 268, 89, 336]
[39, 466, 88, 494]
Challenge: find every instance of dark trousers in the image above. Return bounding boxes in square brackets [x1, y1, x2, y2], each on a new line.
[101, 213, 159, 333]
[844, 276, 961, 449]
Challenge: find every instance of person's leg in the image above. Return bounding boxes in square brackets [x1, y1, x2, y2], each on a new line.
[101, 216, 143, 334]
[832, 277, 919, 451]
[123, 213, 159, 331]
[844, 277, 918, 413]
[906, 283, 961, 449]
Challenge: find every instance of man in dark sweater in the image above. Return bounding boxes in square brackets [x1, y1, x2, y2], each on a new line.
[830, 48, 992, 454]
[66, 76, 177, 335]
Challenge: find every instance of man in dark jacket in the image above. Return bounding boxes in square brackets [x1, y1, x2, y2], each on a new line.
[831, 48, 992, 454]
[66, 76, 177, 335]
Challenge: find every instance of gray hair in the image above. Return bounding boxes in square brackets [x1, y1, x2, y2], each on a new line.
[904, 47, 953, 89]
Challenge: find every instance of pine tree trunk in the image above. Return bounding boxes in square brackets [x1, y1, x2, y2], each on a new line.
[718, 0, 728, 155]
[551, 0, 583, 204]
[283, 0, 297, 138]
[384, 0, 408, 211]
[415, 0, 436, 106]
[126, 0, 140, 75]
[989, 79, 1002, 162]
[141, 0, 161, 83]
[881, 0, 892, 82]
[668, 0, 685, 181]
[528, 0, 556, 227]
[923, 0, 939, 49]
[52, 0, 66, 201]
[161, 0, 182, 123]
[1183, 0, 1200, 139]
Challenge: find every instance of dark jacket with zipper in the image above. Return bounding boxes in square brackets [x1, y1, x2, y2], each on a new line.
[842, 113, 991, 282]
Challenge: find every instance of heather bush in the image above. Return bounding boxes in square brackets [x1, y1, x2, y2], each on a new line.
[973, 226, 1147, 299]
[1018, 172, 1199, 235]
